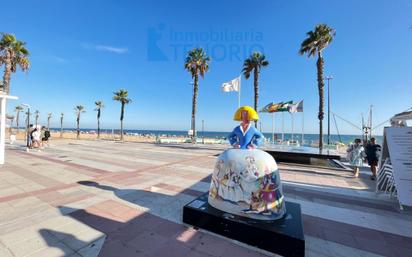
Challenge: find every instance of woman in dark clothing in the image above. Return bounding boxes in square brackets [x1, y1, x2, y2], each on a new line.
[365, 138, 381, 180]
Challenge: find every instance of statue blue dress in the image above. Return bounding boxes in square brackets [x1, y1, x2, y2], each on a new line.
[208, 106, 286, 220]
[228, 124, 264, 149]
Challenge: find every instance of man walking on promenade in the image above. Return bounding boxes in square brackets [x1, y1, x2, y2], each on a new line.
[365, 138, 381, 180]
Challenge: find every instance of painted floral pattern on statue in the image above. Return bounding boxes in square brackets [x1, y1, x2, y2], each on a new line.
[208, 148, 286, 220]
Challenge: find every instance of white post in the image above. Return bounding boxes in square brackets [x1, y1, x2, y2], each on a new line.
[0, 98, 6, 165]
[0, 94, 18, 165]
[282, 112, 285, 142]
[291, 113, 294, 142]
[302, 112, 304, 145]
[271, 112, 275, 143]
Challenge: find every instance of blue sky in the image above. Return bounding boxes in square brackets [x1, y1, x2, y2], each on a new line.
[2, 0, 411, 135]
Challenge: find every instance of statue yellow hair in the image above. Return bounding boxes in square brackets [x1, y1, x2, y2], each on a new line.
[233, 106, 259, 121]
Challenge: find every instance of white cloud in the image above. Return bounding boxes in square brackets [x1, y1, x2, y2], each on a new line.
[53, 56, 68, 63]
[83, 43, 128, 54]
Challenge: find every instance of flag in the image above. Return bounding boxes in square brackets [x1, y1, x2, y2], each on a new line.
[260, 102, 283, 113]
[221, 76, 241, 92]
[288, 100, 304, 113]
[277, 101, 293, 112]
[260, 101, 294, 113]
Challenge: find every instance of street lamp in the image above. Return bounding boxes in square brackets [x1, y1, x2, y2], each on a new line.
[324, 76, 333, 146]
[21, 103, 30, 147]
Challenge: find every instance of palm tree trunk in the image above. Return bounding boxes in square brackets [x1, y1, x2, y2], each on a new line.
[60, 117, 63, 138]
[16, 111, 20, 131]
[97, 110, 100, 139]
[47, 118, 50, 129]
[253, 67, 259, 128]
[317, 52, 325, 150]
[191, 73, 199, 143]
[2, 50, 12, 94]
[120, 103, 124, 141]
[77, 115, 80, 140]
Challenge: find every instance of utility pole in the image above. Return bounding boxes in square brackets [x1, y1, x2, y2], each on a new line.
[370, 105, 373, 139]
[325, 76, 333, 145]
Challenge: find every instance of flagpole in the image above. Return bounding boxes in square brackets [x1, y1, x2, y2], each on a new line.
[272, 112, 274, 144]
[238, 89, 240, 108]
[302, 112, 304, 145]
[291, 113, 294, 142]
[238, 75, 241, 108]
[282, 112, 284, 142]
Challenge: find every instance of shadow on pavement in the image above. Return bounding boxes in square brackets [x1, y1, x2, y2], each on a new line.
[36, 181, 257, 257]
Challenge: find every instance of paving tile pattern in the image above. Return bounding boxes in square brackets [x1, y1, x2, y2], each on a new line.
[0, 140, 411, 257]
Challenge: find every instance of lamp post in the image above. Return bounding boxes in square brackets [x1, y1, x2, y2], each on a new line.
[202, 119, 204, 144]
[21, 103, 30, 147]
[325, 76, 333, 146]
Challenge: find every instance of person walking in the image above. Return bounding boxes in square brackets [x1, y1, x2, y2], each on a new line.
[347, 138, 365, 177]
[27, 124, 34, 149]
[365, 137, 381, 180]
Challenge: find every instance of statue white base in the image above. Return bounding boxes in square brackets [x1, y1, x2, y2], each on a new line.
[208, 149, 286, 220]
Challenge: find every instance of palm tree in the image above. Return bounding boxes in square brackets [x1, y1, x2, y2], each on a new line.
[60, 113, 64, 138]
[299, 24, 335, 150]
[47, 113, 52, 128]
[24, 111, 29, 126]
[113, 90, 131, 141]
[0, 33, 30, 94]
[74, 106, 85, 140]
[34, 110, 39, 126]
[94, 101, 104, 139]
[184, 48, 210, 142]
[6, 114, 14, 133]
[14, 105, 23, 130]
[242, 52, 269, 127]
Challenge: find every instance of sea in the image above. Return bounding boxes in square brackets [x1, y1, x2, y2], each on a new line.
[53, 128, 383, 146]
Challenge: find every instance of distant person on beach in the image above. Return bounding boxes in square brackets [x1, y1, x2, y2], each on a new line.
[346, 138, 365, 177]
[9, 134, 16, 144]
[41, 126, 51, 147]
[27, 124, 34, 148]
[40, 126, 46, 147]
[228, 106, 264, 149]
[31, 126, 42, 148]
[365, 138, 381, 180]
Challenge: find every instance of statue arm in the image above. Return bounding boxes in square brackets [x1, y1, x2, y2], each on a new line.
[252, 129, 264, 147]
[228, 129, 239, 146]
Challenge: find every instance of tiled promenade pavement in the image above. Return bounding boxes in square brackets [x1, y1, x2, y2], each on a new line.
[1, 140, 412, 257]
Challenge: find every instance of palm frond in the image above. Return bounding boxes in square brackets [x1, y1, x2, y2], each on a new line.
[299, 24, 335, 57]
[242, 51, 269, 79]
[113, 89, 132, 104]
[184, 48, 210, 79]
